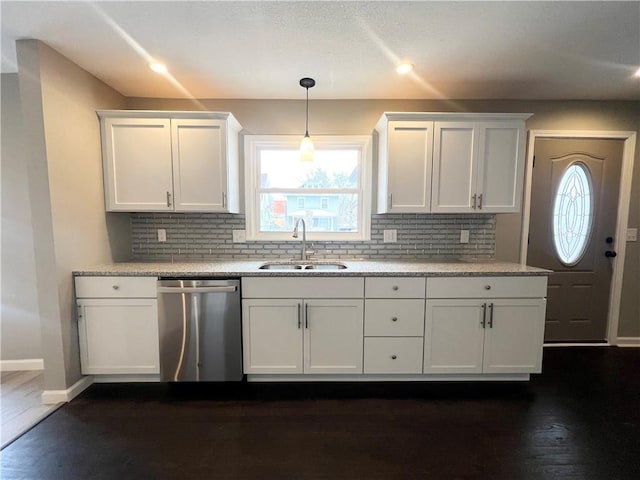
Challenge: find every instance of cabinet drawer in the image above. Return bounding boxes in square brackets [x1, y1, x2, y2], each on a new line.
[365, 277, 425, 298]
[364, 299, 424, 336]
[364, 337, 423, 374]
[426, 276, 547, 299]
[241, 277, 364, 298]
[75, 276, 157, 299]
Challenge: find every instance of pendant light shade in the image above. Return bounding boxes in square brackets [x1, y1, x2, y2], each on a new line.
[299, 77, 315, 162]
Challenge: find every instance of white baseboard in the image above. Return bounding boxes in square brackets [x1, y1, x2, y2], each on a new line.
[41, 376, 93, 404]
[0, 358, 44, 371]
[616, 337, 640, 347]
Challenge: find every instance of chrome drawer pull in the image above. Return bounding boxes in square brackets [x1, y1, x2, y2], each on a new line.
[484, 285, 491, 290]
[391, 317, 398, 322]
[391, 355, 397, 360]
[112, 285, 119, 290]
[392, 286, 399, 291]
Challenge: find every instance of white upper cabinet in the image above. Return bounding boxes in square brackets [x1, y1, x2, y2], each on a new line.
[475, 122, 526, 213]
[99, 111, 242, 213]
[431, 122, 477, 212]
[101, 117, 174, 211]
[376, 117, 434, 213]
[376, 113, 530, 214]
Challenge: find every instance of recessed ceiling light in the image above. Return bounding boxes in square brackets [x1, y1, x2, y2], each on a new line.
[396, 62, 414, 75]
[634, 67, 640, 77]
[149, 62, 168, 74]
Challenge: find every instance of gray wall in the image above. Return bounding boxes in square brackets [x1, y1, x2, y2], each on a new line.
[128, 97, 639, 338]
[1, 73, 42, 361]
[15, 40, 129, 389]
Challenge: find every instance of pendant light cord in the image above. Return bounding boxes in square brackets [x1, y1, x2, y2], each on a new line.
[305, 87, 309, 136]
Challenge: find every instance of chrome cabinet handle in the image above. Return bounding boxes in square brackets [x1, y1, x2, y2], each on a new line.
[481, 303, 487, 328]
[484, 285, 491, 290]
[472, 194, 477, 209]
[222, 192, 227, 209]
[112, 285, 119, 290]
[388, 193, 393, 209]
[478, 193, 483, 209]
[166, 191, 172, 207]
[305, 303, 309, 329]
[488, 303, 494, 328]
[391, 355, 397, 360]
[391, 317, 398, 322]
[297, 303, 301, 329]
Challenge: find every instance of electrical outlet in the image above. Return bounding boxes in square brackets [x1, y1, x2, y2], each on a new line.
[383, 229, 397, 243]
[232, 230, 246, 243]
[627, 228, 638, 242]
[460, 230, 470, 244]
[157, 229, 167, 242]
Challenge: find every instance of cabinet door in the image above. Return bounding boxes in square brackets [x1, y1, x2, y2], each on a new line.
[424, 299, 485, 373]
[380, 121, 433, 213]
[242, 299, 303, 374]
[431, 122, 477, 213]
[77, 299, 159, 374]
[171, 119, 229, 212]
[482, 299, 546, 374]
[102, 117, 173, 211]
[304, 300, 364, 374]
[476, 122, 525, 213]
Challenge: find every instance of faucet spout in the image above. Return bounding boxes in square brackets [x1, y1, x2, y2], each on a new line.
[293, 218, 307, 261]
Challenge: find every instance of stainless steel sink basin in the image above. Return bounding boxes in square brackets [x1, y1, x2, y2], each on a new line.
[304, 263, 347, 270]
[258, 263, 304, 270]
[258, 262, 347, 270]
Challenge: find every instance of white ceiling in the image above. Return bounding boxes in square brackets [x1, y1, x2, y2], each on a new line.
[2, 1, 639, 100]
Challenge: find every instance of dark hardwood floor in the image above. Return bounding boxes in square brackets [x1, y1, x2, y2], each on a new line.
[1, 347, 638, 480]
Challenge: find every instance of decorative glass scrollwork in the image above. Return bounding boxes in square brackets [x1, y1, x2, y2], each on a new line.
[552, 163, 593, 265]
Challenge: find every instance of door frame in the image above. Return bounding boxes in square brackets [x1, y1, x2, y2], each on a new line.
[520, 130, 637, 345]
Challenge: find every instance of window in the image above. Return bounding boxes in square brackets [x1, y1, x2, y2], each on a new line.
[244, 135, 372, 240]
[552, 162, 594, 265]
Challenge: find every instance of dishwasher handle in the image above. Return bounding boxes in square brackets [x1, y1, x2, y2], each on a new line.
[157, 285, 237, 294]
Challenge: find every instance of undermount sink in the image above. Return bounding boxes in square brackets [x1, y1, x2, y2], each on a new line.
[258, 262, 347, 271]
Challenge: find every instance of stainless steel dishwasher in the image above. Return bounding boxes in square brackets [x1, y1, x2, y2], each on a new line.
[157, 279, 242, 382]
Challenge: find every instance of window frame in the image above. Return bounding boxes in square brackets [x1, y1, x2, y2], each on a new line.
[244, 135, 372, 241]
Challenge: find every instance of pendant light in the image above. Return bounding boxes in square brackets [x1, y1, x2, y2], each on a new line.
[299, 77, 316, 162]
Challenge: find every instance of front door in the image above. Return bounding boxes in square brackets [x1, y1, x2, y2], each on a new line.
[527, 138, 623, 342]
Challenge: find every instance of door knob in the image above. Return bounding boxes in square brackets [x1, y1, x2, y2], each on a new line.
[606, 236, 614, 244]
[605, 250, 617, 258]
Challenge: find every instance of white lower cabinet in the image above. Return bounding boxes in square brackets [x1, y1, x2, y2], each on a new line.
[364, 337, 423, 374]
[75, 276, 159, 375]
[242, 298, 364, 374]
[363, 278, 426, 374]
[424, 278, 547, 374]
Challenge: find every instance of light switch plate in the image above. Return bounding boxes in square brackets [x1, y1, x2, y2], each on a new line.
[627, 228, 638, 242]
[383, 229, 397, 243]
[157, 229, 167, 242]
[232, 230, 246, 243]
[460, 230, 470, 244]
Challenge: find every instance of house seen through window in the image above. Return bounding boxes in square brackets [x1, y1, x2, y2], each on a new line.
[245, 136, 372, 241]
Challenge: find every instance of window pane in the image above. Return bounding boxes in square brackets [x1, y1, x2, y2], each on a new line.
[260, 149, 358, 188]
[552, 163, 593, 265]
[259, 193, 359, 232]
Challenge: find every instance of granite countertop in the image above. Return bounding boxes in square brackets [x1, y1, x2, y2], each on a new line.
[73, 259, 550, 277]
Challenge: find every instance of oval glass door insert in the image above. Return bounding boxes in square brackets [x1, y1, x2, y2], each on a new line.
[552, 162, 594, 265]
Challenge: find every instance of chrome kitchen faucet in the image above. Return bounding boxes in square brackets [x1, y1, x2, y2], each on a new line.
[292, 218, 316, 260]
